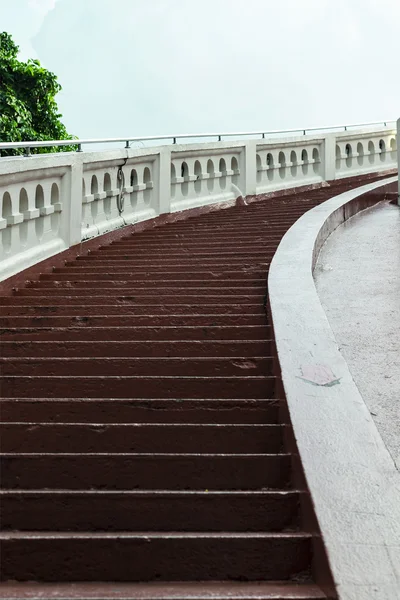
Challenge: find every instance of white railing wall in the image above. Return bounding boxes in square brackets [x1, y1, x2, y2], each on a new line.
[0, 126, 397, 281]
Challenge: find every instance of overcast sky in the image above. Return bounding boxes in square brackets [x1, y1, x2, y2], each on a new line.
[1, 0, 399, 140]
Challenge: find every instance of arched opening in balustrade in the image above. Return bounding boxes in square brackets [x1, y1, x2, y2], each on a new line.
[390, 137, 397, 161]
[301, 149, 309, 175]
[19, 188, 29, 215]
[194, 161, 202, 194]
[91, 175, 98, 195]
[207, 159, 215, 192]
[345, 144, 353, 168]
[50, 184, 60, 231]
[278, 152, 286, 179]
[231, 157, 239, 185]
[35, 185, 45, 210]
[51, 183, 60, 206]
[90, 173, 98, 219]
[103, 173, 112, 192]
[181, 162, 189, 197]
[266, 153, 274, 181]
[379, 139, 386, 162]
[170, 164, 176, 198]
[2, 191, 12, 221]
[1, 193, 12, 252]
[143, 167, 152, 204]
[312, 148, 320, 174]
[34, 187, 45, 240]
[368, 141, 375, 164]
[256, 154, 262, 184]
[19, 189, 29, 246]
[103, 173, 112, 215]
[335, 145, 341, 170]
[219, 158, 227, 190]
[82, 179, 86, 201]
[130, 169, 138, 208]
[34, 185, 45, 240]
[290, 151, 297, 178]
[130, 170, 138, 187]
[357, 142, 364, 167]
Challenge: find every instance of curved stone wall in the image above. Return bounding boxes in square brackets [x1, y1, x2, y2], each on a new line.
[268, 176, 400, 599]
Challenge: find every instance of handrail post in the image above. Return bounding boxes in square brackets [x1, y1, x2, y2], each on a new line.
[242, 140, 257, 197]
[158, 147, 171, 215]
[323, 133, 336, 182]
[65, 155, 84, 247]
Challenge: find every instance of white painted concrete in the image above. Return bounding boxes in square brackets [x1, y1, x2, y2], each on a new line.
[0, 126, 396, 281]
[269, 177, 400, 599]
[315, 202, 400, 470]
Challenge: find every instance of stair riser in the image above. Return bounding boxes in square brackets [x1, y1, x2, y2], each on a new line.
[0, 399, 280, 424]
[29, 280, 266, 288]
[0, 455, 291, 490]
[0, 326, 271, 342]
[1, 493, 300, 532]
[16, 288, 266, 297]
[0, 340, 271, 358]
[75, 254, 274, 262]
[42, 270, 268, 280]
[0, 536, 312, 582]
[2, 376, 276, 399]
[0, 296, 266, 306]
[0, 315, 267, 328]
[51, 266, 269, 274]
[0, 357, 272, 377]
[88, 249, 276, 257]
[0, 304, 265, 316]
[1, 424, 283, 453]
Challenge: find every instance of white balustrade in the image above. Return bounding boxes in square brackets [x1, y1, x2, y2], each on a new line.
[0, 126, 396, 281]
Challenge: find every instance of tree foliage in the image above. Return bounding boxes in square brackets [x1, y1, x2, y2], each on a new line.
[0, 32, 77, 156]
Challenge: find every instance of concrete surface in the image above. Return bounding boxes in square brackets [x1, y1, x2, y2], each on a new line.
[315, 201, 400, 471]
[269, 176, 400, 599]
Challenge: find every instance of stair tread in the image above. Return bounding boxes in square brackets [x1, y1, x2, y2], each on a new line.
[1, 452, 289, 456]
[0, 531, 311, 539]
[0, 582, 327, 599]
[0, 489, 300, 495]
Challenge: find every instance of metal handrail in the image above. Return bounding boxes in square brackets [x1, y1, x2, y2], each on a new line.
[0, 120, 395, 154]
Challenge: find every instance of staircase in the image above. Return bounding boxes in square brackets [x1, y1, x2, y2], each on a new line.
[0, 179, 375, 599]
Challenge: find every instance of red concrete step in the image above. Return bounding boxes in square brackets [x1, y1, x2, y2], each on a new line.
[1, 340, 271, 358]
[28, 279, 266, 289]
[0, 399, 281, 424]
[87, 248, 276, 258]
[1, 375, 276, 398]
[0, 325, 271, 341]
[0, 581, 327, 600]
[1, 423, 284, 453]
[0, 295, 266, 306]
[0, 453, 292, 490]
[108, 240, 280, 249]
[95, 240, 278, 248]
[0, 314, 267, 328]
[42, 270, 268, 280]
[0, 531, 312, 582]
[75, 251, 273, 260]
[61, 259, 271, 268]
[0, 489, 301, 532]
[0, 356, 272, 376]
[0, 304, 265, 316]
[17, 286, 266, 296]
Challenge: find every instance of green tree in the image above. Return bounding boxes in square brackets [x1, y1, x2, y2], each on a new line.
[0, 32, 76, 156]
